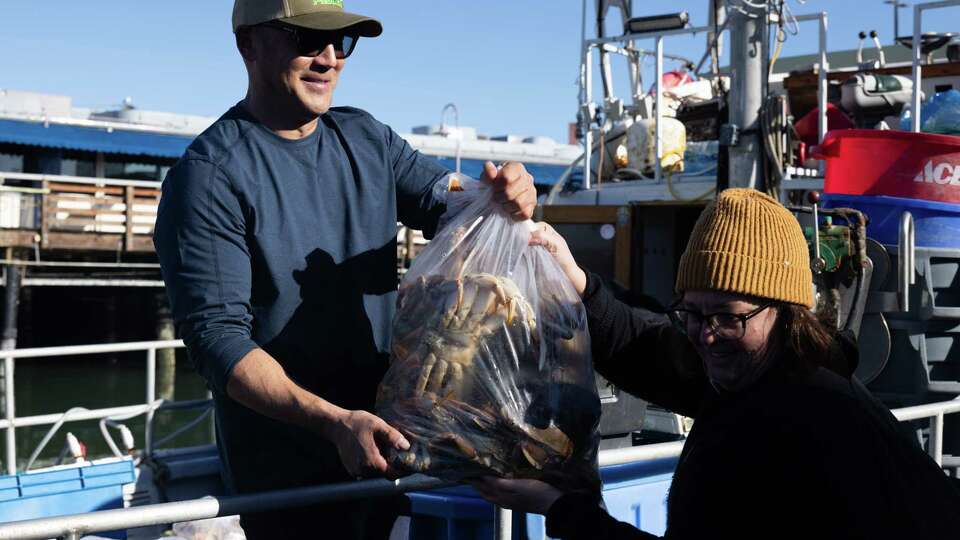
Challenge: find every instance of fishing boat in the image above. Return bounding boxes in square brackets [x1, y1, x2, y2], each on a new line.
[1, 1, 960, 538]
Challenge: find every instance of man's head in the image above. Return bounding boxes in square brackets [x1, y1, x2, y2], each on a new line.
[233, 0, 382, 122]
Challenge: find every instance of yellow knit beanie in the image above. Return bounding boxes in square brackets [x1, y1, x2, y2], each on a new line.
[676, 188, 813, 308]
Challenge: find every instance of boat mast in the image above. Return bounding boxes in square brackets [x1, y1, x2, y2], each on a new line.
[726, 0, 769, 189]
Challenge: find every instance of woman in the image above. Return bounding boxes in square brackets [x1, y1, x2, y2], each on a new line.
[473, 188, 960, 539]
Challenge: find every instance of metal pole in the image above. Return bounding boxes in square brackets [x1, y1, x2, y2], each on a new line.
[0, 475, 453, 540]
[930, 412, 944, 465]
[584, 44, 594, 190]
[144, 347, 156, 457]
[2, 356, 13, 476]
[1, 264, 22, 475]
[893, 3, 899, 42]
[818, 13, 829, 145]
[911, 4, 922, 132]
[727, 3, 767, 189]
[655, 35, 664, 184]
[494, 507, 512, 540]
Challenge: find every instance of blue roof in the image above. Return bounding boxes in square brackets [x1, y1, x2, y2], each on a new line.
[0, 118, 194, 159]
[433, 157, 572, 187]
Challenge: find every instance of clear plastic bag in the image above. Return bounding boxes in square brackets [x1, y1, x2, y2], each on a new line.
[376, 174, 601, 490]
[172, 516, 245, 540]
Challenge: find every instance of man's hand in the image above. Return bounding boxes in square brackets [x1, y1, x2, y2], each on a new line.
[328, 409, 411, 478]
[481, 161, 537, 221]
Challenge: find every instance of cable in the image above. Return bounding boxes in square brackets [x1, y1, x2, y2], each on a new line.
[25, 407, 89, 471]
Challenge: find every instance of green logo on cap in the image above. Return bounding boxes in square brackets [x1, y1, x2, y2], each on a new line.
[313, 0, 343, 6]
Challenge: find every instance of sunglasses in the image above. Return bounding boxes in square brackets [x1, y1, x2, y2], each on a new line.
[258, 21, 359, 59]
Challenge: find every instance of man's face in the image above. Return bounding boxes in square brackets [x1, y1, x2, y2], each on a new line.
[242, 24, 346, 118]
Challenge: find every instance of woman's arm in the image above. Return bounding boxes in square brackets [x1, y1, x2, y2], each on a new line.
[530, 223, 708, 416]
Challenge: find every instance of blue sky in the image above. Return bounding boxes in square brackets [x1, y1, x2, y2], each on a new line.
[1, 1, 956, 143]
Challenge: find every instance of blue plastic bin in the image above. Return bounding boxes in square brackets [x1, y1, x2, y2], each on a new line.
[407, 456, 678, 540]
[0, 458, 136, 539]
[820, 193, 960, 248]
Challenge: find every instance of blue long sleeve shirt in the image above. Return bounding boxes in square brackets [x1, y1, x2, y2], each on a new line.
[153, 103, 448, 492]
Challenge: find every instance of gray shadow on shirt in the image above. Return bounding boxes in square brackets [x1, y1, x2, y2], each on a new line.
[261, 241, 398, 413]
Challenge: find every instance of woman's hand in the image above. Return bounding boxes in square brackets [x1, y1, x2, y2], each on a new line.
[530, 222, 588, 296]
[470, 477, 565, 515]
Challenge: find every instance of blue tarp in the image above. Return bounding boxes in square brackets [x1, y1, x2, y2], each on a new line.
[0, 118, 194, 159]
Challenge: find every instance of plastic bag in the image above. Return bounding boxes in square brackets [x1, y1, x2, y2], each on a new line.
[172, 516, 245, 540]
[899, 90, 960, 134]
[923, 89, 960, 135]
[376, 175, 601, 490]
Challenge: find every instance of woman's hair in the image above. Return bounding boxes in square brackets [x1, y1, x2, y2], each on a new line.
[773, 303, 850, 376]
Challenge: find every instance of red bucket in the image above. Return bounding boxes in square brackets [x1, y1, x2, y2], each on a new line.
[811, 129, 960, 204]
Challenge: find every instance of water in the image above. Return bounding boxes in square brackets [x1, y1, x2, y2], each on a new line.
[3, 350, 213, 471]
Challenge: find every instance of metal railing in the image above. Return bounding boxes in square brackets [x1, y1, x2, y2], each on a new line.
[2, 394, 960, 540]
[0, 337, 957, 539]
[910, 0, 960, 132]
[578, 12, 829, 189]
[0, 339, 187, 475]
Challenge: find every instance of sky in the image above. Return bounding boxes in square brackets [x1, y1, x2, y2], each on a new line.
[1, 1, 957, 143]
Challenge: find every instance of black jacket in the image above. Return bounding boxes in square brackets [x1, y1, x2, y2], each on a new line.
[545, 273, 960, 539]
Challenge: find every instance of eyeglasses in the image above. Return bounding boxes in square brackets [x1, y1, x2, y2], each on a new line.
[257, 22, 359, 59]
[668, 302, 774, 341]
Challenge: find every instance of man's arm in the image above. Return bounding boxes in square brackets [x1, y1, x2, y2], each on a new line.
[226, 348, 409, 476]
[154, 158, 407, 477]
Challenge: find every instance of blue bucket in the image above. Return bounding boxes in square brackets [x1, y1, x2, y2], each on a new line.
[820, 194, 960, 248]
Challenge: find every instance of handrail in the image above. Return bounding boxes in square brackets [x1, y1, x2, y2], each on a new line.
[910, 1, 960, 132]
[578, 12, 828, 190]
[1, 395, 959, 539]
[0, 171, 162, 189]
[0, 339, 186, 475]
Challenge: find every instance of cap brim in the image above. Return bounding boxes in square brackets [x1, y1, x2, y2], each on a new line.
[282, 11, 382, 37]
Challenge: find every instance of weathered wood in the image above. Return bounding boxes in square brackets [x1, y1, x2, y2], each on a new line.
[47, 182, 124, 195]
[40, 180, 50, 249]
[124, 186, 135, 251]
[47, 194, 125, 206]
[44, 208, 157, 218]
[0, 230, 38, 248]
[539, 205, 621, 224]
[42, 232, 154, 252]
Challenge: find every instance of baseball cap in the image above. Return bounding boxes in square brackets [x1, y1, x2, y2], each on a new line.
[232, 0, 383, 37]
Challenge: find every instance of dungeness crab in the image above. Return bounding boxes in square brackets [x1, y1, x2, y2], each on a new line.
[377, 270, 579, 479]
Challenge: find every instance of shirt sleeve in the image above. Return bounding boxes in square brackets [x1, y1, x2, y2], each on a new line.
[153, 158, 259, 395]
[581, 271, 709, 417]
[386, 125, 449, 238]
[546, 493, 660, 539]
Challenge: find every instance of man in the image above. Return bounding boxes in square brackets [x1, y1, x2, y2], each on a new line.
[153, 1, 538, 538]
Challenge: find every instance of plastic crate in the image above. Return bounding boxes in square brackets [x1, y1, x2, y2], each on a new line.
[820, 194, 960, 248]
[407, 456, 678, 540]
[0, 457, 135, 539]
[812, 129, 960, 204]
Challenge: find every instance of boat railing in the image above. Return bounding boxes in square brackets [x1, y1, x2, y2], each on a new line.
[579, 11, 829, 190]
[0, 338, 959, 539]
[0, 339, 189, 476]
[910, 0, 960, 132]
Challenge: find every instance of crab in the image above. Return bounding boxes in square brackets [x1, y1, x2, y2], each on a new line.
[377, 269, 585, 478]
[387, 272, 537, 401]
[383, 393, 574, 478]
